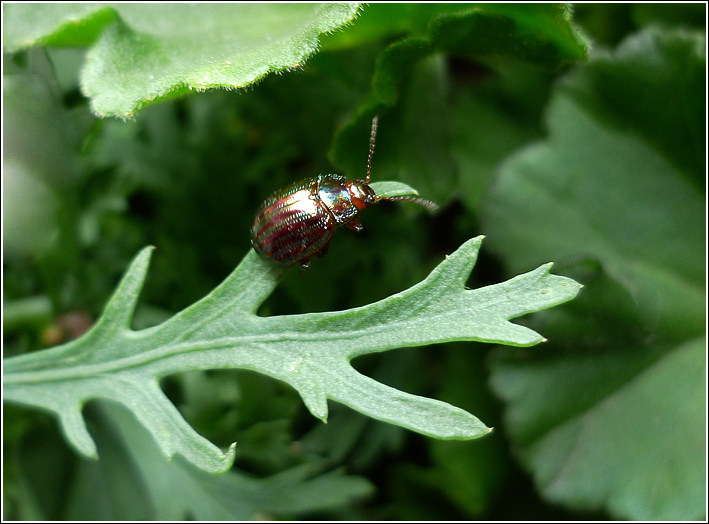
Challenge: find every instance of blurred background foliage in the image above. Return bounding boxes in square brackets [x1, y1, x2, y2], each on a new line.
[3, 3, 705, 520]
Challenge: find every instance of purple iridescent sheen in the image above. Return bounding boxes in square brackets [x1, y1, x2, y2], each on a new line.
[251, 175, 364, 267]
[250, 116, 437, 270]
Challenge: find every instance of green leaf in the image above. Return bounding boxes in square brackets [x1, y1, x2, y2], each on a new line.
[490, 337, 705, 521]
[369, 55, 458, 205]
[560, 26, 706, 188]
[330, 3, 588, 188]
[3, 64, 87, 192]
[483, 27, 705, 520]
[2, 296, 53, 333]
[3, 4, 362, 118]
[2, 4, 118, 50]
[372, 4, 587, 107]
[3, 49, 95, 258]
[3, 237, 580, 473]
[65, 402, 373, 520]
[427, 347, 511, 516]
[368, 181, 420, 199]
[484, 50, 704, 344]
[450, 60, 550, 213]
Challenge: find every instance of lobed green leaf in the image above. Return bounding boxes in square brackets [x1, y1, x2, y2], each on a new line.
[4, 236, 580, 473]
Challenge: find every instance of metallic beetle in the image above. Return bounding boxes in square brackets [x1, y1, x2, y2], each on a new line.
[251, 116, 438, 270]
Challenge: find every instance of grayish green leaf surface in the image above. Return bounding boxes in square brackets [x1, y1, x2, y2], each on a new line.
[3, 4, 362, 118]
[73, 402, 373, 520]
[368, 181, 419, 198]
[3, 237, 580, 473]
[2, 4, 116, 50]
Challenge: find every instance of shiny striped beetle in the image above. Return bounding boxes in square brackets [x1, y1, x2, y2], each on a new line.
[250, 116, 438, 270]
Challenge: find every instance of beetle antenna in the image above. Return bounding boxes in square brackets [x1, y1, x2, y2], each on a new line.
[366, 116, 378, 183]
[380, 195, 440, 212]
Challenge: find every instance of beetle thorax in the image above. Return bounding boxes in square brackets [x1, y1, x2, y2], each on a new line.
[346, 180, 377, 210]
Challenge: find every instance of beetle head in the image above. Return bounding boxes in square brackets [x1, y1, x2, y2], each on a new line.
[347, 180, 378, 209]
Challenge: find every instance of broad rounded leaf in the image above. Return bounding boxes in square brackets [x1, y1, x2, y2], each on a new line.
[3, 4, 362, 118]
[484, 27, 705, 520]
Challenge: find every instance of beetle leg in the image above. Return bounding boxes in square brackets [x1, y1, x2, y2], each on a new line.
[346, 220, 364, 232]
[317, 242, 331, 258]
[299, 258, 311, 277]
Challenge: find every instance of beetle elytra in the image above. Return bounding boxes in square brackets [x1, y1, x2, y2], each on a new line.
[250, 116, 438, 270]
